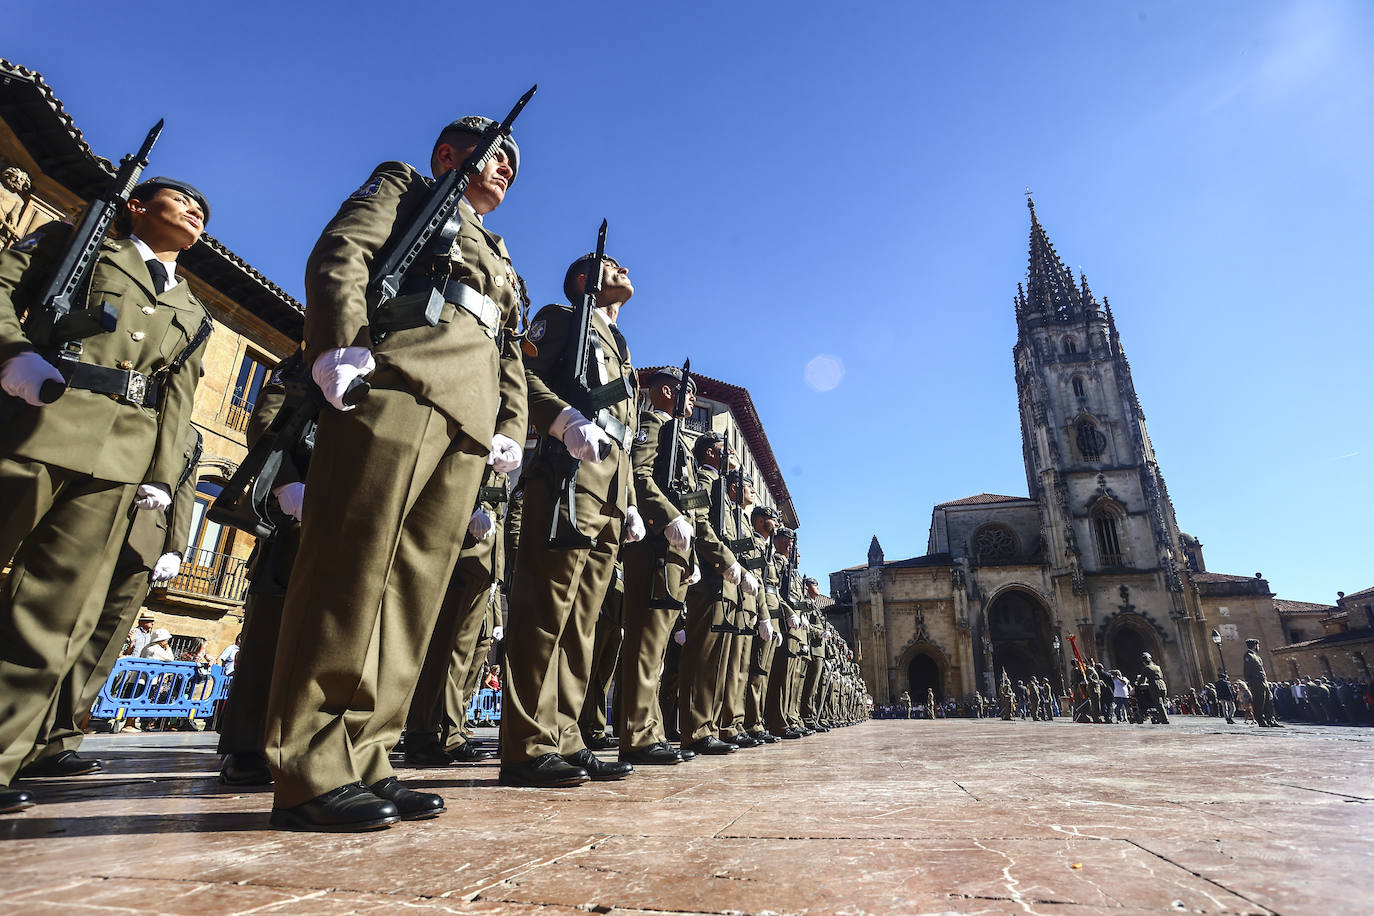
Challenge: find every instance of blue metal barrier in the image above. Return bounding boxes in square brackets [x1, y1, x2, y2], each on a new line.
[91, 657, 231, 727]
[466, 687, 502, 725]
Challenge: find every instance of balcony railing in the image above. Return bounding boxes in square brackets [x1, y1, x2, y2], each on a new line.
[164, 547, 250, 604]
[223, 394, 254, 433]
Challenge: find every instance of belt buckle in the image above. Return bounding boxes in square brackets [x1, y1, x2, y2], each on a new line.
[125, 370, 147, 405]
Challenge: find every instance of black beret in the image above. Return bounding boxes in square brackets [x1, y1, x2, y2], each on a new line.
[433, 116, 520, 182]
[650, 366, 697, 393]
[726, 469, 754, 487]
[751, 505, 779, 522]
[131, 177, 210, 225]
[563, 253, 622, 303]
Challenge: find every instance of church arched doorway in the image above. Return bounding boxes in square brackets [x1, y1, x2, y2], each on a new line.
[1105, 615, 1164, 680]
[986, 588, 1056, 686]
[908, 653, 942, 701]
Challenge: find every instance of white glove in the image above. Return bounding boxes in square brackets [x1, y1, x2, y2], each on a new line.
[723, 562, 743, 585]
[468, 508, 495, 540]
[664, 515, 694, 550]
[273, 482, 305, 520]
[1, 351, 64, 406]
[493, 625, 504, 641]
[673, 629, 687, 646]
[789, 613, 801, 629]
[151, 552, 181, 583]
[488, 433, 522, 473]
[687, 563, 702, 586]
[134, 483, 172, 511]
[741, 571, 761, 597]
[553, 407, 612, 463]
[311, 347, 375, 411]
[758, 617, 775, 642]
[623, 505, 646, 543]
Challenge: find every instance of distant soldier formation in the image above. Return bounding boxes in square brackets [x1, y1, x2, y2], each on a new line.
[0, 96, 869, 829]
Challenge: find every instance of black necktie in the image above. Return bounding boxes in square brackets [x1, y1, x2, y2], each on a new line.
[607, 323, 628, 361]
[146, 259, 169, 295]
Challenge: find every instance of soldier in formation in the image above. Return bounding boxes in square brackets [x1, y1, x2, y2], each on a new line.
[0, 105, 868, 827]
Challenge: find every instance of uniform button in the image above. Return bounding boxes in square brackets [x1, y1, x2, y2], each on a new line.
[142, 305, 156, 315]
[493, 274, 505, 287]
[131, 331, 145, 341]
[118, 360, 133, 370]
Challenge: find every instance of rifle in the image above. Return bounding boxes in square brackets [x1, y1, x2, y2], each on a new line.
[644, 358, 698, 611]
[344, 84, 536, 405]
[25, 120, 163, 403]
[547, 220, 632, 548]
[208, 353, 317, 538]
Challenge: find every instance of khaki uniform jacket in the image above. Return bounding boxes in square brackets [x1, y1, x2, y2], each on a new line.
[1242, 651, 1268, 687]
[128, 426, 201, 567]
[631, 409, 735, 576]
[303, 161, 526, 445]
[756, 531, 781, 619]
[1144, 661, 1168, 694]
[695, 464, 739, 607]
[0, 224, 210, 486]
[522, 303, 636, 511]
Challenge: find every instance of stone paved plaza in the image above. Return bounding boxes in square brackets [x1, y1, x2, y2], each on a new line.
[1, 717, 1369, 915]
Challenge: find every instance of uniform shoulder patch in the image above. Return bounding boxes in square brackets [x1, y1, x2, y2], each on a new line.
[12, 230, 44, 252]
[635, 428, 650, 444]
[348, 176, 383, 200]
[527, 319, 546, 342]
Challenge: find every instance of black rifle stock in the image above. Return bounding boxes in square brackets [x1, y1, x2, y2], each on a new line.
[547, 220, 609, 549]
[25, 120, 163, 403]
[344, 84, 536, 404]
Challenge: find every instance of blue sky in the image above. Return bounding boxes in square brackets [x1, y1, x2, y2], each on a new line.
[11, 1, 1372, 603]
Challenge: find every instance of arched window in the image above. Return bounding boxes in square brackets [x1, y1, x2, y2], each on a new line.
[1092, 506, 1124, 567]
[1064, 337, 1078, 354]
[1071, 376, 1085, 397]
[1076, 419, 1106, 461]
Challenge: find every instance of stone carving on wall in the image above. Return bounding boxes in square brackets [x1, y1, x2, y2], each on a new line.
[0, 166, 33, 248]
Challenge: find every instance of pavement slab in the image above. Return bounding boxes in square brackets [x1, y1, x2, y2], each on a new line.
[0, 717, 1369, 915]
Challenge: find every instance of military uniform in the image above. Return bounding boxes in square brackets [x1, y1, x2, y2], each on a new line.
[22, 425, 200, 772]
[264, 160, 527, 810]
[1244, 644, 1279, 727]
[743, 527, 781, 736]
[722, 501, 764, 741]
[405, 467, 508, 761]
[578, 563, 624, 747]
[216, 363, 309, 781]
[0, 223, 209, 789]
[500, 301, 636, 770]
[618, 405, 735, 754]
[1139, 658, 1170, 724]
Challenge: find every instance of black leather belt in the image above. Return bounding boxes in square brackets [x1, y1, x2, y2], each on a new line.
[742, 554, 767, 571]
[443, 279, 502, 337]
[60, 359, 161, 408]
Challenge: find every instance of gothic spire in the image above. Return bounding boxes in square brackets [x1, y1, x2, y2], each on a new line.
[1023, 196, 1082, 318]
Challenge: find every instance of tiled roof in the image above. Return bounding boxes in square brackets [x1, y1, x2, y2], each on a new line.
[936, 493, 1032, 508]
[1193, 572, 1261, 584]
[1339, 585, 1374, 605]
[1271, 629, 1374, 652]
[0, 59, 303, 339]
[1274, 598, 1337, 616]
[638, 366, 796, 528]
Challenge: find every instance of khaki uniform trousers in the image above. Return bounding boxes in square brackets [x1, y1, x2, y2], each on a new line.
[0, 458, 137, 784]
[765, 646, 794, 733]
[25, 524, 155, 767]
[800, 655, 824, 726]
[787, 649, 808, 728]
[264, 385, 488, 807]
[719, 612, 753, 737]
[407, 546, 497, 753]
[579, 602, 622, 740]
[744, 631, 777, 733]
[500, 479, 622, 764]
[217, 526, 297, 757]
[678, 585, 734, 744]
[617, 539, 686, 752]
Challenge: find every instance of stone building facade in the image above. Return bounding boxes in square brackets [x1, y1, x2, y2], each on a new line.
[1, 60, 301, 657]
[831, 201, 1296, 704]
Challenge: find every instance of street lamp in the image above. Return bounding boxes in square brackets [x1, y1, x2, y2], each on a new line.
[1052, 634, 1064, 696]
[1210, 629, 1227, 678]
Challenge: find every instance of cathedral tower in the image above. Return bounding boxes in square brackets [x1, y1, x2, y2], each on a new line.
[1012, 199, 1205, 685]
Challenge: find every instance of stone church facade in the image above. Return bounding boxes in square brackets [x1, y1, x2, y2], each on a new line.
[829, 201, 1288, 704]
